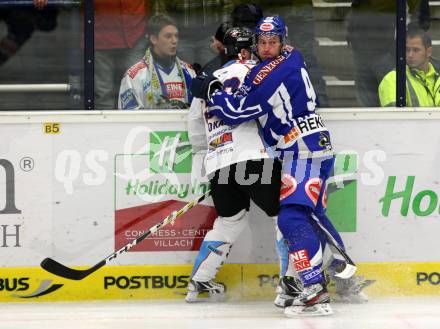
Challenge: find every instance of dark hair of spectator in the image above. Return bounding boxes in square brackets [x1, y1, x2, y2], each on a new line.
[147, 14, 177, 38]
[407, 25, 432, 48]
[231, 3, 263, 29]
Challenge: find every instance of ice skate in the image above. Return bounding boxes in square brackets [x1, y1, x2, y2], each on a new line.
[185, 279, 226, 303]
[274, 276, 304, 308]
[284, 282, 333, 317]
[332, 275, 375, 303]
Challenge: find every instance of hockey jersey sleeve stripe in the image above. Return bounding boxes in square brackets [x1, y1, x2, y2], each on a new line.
[208, 93, 267, 125]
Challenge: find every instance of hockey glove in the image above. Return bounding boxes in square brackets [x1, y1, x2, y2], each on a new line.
[190, 73, 223, 101]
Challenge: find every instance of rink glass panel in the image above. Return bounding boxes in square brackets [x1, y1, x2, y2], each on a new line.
[0, 1, 82, 110]
[0, 111, 440, 301]
[2, 2, 439, 110]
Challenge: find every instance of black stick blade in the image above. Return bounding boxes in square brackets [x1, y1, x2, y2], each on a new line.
[40, 258, 102, 280]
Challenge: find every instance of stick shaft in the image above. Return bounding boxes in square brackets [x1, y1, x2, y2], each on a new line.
[41, 191, 211, 280]
[311, 213, 355, 265]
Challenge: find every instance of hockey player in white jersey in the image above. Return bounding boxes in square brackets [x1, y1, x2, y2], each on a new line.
[185, 26, 285, 302]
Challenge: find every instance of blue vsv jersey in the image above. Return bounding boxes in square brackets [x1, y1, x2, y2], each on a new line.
[208, 49, 333, 157]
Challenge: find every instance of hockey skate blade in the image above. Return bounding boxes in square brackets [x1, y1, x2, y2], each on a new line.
[274, 293, 296, 308]
[284, 303, 333, 317]
[185, 291, 226, 303]
[334, 263, 357, 279]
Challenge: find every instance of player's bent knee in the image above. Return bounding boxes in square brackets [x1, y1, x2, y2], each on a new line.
[204, 209, 248, 244]
[277, 204, 312, 236]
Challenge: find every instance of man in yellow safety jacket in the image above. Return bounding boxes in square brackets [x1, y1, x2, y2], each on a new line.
[379, 27, 440, 107]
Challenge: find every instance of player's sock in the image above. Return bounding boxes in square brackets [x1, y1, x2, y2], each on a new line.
[186, 210, 247, 301]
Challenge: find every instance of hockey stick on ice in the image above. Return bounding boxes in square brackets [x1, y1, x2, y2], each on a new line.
[311, 213, 357, 279]
[41, 191, 211, 280]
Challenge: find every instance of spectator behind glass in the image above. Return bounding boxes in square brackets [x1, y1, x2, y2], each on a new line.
[160, 0, 234, 68]
[201, 4, 263, 76]
[231, 3, 263, 29]
[118, 14, 196, 110]
[201, 21, 233, 76]
[0, 0, 58, 66]
[94, 0, 149, 110]
[233, 1, 328, 107]
[347, 0, 430, 107]
[379, 27, 440, 107]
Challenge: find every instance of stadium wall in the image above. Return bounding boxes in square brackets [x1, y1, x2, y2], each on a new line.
[0, 108, 439, 301]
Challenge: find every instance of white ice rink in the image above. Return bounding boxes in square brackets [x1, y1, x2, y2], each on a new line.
[1, 297, 440, 329]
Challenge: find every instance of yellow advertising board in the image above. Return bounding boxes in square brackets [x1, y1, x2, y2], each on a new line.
[1, 263, 439, 302]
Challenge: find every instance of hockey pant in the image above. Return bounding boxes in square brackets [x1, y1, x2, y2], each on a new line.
[191, 159, 283, 281]
[277, 156, 346, 286]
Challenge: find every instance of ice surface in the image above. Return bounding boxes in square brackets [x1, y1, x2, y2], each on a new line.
[1, 297, 439, 329]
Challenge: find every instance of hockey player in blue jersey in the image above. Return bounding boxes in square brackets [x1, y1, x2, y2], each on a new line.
[192, 16, 356, 317]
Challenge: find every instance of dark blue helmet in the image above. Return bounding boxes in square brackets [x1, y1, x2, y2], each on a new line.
[255, 16, 287, 42]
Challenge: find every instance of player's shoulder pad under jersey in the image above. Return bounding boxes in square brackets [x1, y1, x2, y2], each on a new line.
[250, 54, 289, 85]
[239, 59, 257, 65]
[250, 50, 305, 86]
[213, 61, 254, 81]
